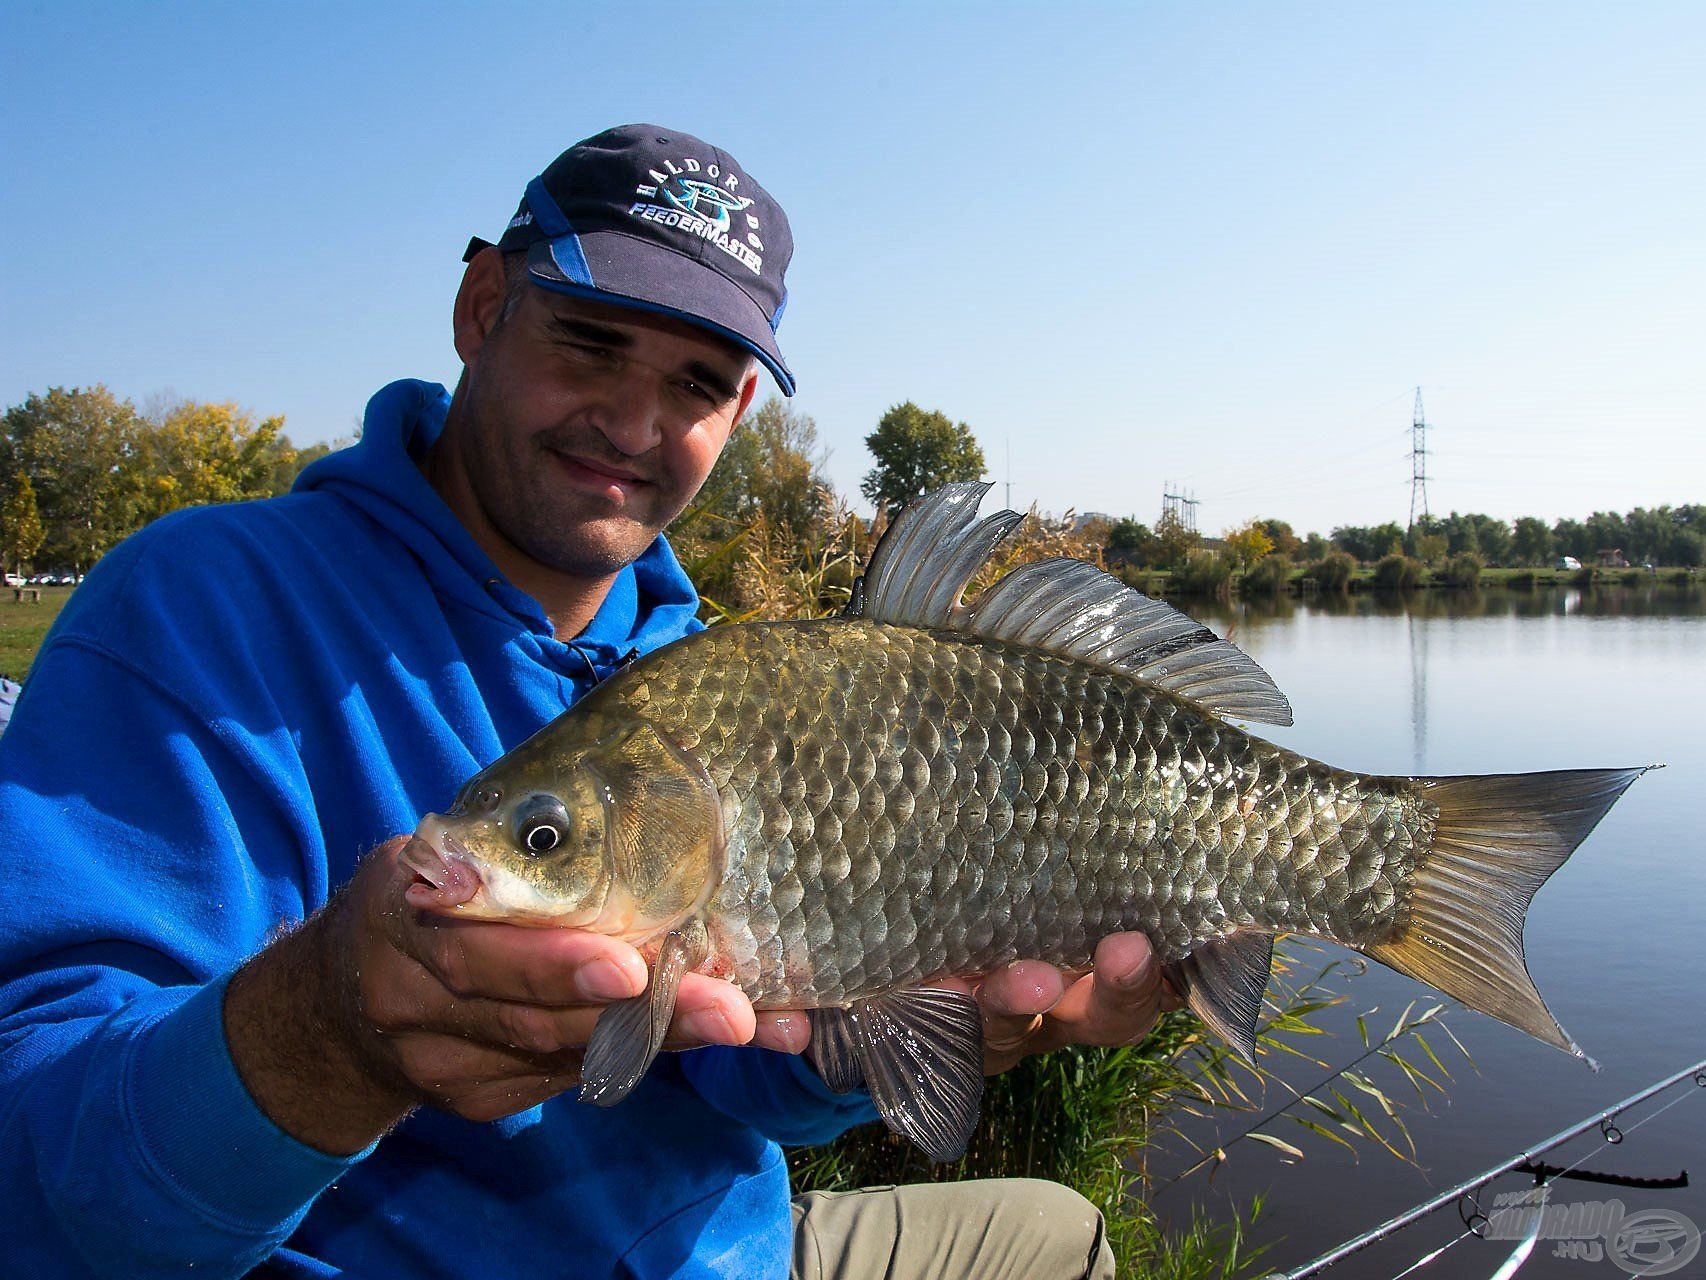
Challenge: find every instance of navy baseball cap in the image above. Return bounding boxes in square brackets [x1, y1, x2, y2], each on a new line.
[465, 124, 796, 395]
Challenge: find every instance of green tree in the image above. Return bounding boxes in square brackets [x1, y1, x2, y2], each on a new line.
[860, 402, 985, 516]
[1256, 518, 1300, 559]
[1331, 522, 1404, 563]
[1154, 508, 1198, 570]
[1583, 510, 1630, 559]
[1553, 518, 1589, 561]
[700, 395, 831, 534]
[1104, 518, 1159, 568]
[1, 472, 46, 576]
[1511, 517, 1554, 566]
[0, 385, 146, 572]
[262, 438, 340, 497]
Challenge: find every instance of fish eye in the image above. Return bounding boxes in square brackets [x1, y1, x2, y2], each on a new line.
[512, 794, 571, 856]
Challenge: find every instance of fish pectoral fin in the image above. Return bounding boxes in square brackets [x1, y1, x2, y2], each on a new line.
[1166, 931, 1275, 1065]
[579, 921, 706, 1106]
[805, 1007, 864, 1094]
[842, 987, 985, 1164]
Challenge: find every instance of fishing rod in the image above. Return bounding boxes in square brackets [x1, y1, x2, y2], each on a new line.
[1269, 1056, 1706, 1279]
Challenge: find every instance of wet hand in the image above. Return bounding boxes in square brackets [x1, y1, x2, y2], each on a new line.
[955, 933, 1183, 1074]
[227, 837, 804, 1153]
[369, 836, 814, 1115]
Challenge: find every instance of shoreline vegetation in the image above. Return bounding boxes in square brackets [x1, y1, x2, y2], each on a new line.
[1128, 562, 1701, 599]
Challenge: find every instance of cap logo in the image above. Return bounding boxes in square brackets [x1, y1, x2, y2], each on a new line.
[630, 155, 765, 277]
[660, 177, 751, 231]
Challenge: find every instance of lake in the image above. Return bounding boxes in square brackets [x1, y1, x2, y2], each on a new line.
[1157, 583, 1706, 1279]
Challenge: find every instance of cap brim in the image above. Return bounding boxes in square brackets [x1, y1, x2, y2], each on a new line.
[525, 235, 795, 396]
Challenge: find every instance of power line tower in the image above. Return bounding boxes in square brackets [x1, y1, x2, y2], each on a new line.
[1161, 485, 1199, 534]
[1407, 387, 1430, 533]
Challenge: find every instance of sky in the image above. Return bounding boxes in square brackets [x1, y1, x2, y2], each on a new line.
[3, 2, 1702, 536]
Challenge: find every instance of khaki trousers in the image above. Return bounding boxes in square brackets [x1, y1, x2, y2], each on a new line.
[790, 1179, 1116, 1280]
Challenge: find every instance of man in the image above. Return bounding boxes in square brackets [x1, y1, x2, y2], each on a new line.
[0, 125, 1169, 1278]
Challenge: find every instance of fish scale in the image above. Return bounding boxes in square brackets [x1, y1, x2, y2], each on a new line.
[604, 617, 1423, 1008]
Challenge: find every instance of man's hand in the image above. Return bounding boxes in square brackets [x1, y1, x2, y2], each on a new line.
[942, 933, 1184, 1075]
[224, 836, 806, 1156]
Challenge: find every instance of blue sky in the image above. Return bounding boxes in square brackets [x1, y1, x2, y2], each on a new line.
[3, 2, 1701, 536]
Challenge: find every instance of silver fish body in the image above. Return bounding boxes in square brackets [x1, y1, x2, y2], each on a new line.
[604, 618, 1422, 1008]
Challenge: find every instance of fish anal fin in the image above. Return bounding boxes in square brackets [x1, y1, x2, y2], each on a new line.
[580, 920, 707, 1106]
[857, 485, 1292, 726]
[1366, 768, 1651, 1067]
[844, 987, 985, 1163]
[1166, 931, 1275, 1064]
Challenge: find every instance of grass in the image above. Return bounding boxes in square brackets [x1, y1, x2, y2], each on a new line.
[789, 942, 1467, 1278]
[0, 585, 73, 679]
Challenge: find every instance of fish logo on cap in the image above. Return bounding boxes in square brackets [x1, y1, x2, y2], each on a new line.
[629, 154, 765, 274]
[659, 177, 753, 232]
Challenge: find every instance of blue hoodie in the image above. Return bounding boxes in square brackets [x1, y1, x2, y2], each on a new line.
[0, 380, 876, 1279]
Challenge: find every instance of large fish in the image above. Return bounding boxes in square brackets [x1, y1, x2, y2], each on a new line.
[405, 485, 1647, 1160]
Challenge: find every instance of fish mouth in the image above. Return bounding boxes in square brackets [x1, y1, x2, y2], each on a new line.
[400, 831, 483, 907]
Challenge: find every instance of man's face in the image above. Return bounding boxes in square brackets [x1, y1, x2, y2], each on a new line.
[447, 280, 757, 579]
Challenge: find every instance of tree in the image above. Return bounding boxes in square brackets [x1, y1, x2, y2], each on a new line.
[1511, 517, 1553, 566]
[1256, 518, 1300, 559]
[700, 395, 831, 534]
[0, 385, 146, 573]
[1553, 518, 1589, 561]
[1154, 508, 1198, 570]
[1104, 518, 1159, 568]
[132, 400, 286, 523]
[860, 402, 984, 516]
[1221, 521, 1275, 571]
[1331, 522, 1404, 563]
[1, 472, 45, 576]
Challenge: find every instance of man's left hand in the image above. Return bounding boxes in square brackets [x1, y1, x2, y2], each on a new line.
[949, 932, 1183, 1075]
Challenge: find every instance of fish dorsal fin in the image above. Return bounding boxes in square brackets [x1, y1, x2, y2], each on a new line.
[857, 483, 1293, 726]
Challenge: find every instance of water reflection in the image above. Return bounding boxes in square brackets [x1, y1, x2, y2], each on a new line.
[1155, 581, 1706, 1278]
[1179, 581, 1706, 630]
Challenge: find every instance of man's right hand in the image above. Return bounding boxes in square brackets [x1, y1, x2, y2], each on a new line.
[223, 836, 802, 1156]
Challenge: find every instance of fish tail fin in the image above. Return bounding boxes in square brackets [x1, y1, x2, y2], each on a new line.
[1366, 767, 1655, 1066]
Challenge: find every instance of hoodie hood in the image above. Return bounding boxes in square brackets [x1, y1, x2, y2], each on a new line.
[295, 379, 703, 672]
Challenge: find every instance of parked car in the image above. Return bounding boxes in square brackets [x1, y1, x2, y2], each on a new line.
[1556, 556, 1582, 571]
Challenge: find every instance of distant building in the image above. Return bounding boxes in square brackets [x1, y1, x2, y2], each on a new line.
[1596, 548, 1629, 568]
